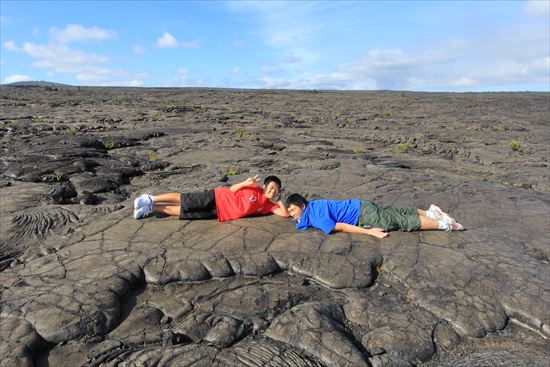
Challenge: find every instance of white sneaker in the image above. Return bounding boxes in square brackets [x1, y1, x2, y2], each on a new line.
[134, 205, 153, 219]
[428, 204, 456, 225]
[448, 222, 465, 231]
[134, 194, 153, 210]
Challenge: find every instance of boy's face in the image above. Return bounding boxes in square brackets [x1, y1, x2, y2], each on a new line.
[287, 204, 304, 221]
[262, 181, 280, 200]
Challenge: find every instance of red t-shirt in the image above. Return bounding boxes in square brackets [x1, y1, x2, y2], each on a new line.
[214, 185, 278, 222]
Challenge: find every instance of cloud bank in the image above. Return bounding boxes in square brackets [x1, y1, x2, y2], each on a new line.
[3, 24, 149, 86]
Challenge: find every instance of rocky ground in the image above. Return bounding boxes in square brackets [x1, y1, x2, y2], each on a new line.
[0, 85, 548, 367]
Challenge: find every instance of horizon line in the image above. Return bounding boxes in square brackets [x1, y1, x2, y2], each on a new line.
[2, 80, 549, 94]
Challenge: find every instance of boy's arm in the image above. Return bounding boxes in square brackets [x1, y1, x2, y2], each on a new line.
[229, 175, 259, 192]
[333, 222, 388, 238]
[272, 200, 290, 217]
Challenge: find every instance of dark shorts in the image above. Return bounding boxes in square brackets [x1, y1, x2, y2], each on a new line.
[179, 189, 218, 220]
[357, 200, 421, 232]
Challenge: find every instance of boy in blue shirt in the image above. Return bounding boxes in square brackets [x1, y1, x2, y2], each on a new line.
[285, 193, 464, 239]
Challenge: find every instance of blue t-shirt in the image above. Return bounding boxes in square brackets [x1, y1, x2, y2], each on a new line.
[295, 199, 361, 234]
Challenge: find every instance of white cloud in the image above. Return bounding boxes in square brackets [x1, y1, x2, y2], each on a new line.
[283, 53, 302, 64]
[156, 31, 178, 48]
[241, 71, 377, 90]
[231, 66, 240, 74]
[3, 74, 33, 84]
[257, 76, 290, 89]
[4, 40, 150, 86]
[225, 2, 549, 90]
[155, 32, 201, 49]
[172, 68, 208, 87]
[524, 0, 550, 17]
[248, 29, 548, 91]
[19, 42, 108, 71]
[49, 24, 115, 44]
[75, 68, 149, 86]
[3, 40, 17, 50]
[452, 77, 476, 87]
[75, 68, 110, 82]
[292, 73, 377, 90]
[133, 45, 145, 54]
[485, 26, 549, 61]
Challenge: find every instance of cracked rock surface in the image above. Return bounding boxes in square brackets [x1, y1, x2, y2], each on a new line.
[1, 86, 549, 366]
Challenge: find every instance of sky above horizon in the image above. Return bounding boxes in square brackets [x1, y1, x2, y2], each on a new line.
[1, 0, 549, 91]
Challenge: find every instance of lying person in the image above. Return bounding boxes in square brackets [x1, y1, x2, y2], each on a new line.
[285, 193, 464, 239]
[134, 175, 289, 221]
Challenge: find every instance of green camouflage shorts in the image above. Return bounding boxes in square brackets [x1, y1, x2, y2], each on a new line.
[357, 200, 421, 232]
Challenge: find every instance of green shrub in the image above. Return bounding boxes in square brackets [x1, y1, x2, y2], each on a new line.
[103, 141, 115, 150]
[65, 127, 77, 136]
[510, 140, 522, 152]
[236, 127, 254, 139]
[380, 111, 392, 118]
[395, 143, 415, 154]
[146, 151, 159, 161]
[221, 168, 239, 176]
[333, 108, 346, 118]
[352, 146, 365, 154]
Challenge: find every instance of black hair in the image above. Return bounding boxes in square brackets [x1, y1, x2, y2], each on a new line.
[264, 175, 282, 189]
[285, 193, 308, 208]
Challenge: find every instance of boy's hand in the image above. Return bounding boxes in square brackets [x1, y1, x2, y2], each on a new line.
[273, 188, 284, 202]
[369, 228, 389, 239]
[230, 174, 260, 192]
[243, 175, 260, 186]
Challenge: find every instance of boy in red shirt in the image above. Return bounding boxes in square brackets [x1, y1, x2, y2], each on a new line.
[133, 175, 289, 221]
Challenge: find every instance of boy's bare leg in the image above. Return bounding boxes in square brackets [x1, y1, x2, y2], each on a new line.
[153, 204, 180, 217]
[419, 216, 440, 230]
[418, 209, 439, 228]
[153, 193, 181, 204]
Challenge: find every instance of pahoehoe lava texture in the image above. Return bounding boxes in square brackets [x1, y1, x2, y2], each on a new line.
[1, 206, 79, 264]
[9, 206, 79, 241]
[0, 86, 548, 366]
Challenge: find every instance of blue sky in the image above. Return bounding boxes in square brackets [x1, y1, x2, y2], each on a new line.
[1, 0, 549, 91]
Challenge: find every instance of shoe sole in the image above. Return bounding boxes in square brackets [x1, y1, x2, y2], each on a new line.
[450, 223, 465, 231]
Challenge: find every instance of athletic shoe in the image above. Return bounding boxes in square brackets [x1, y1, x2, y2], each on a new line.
[134, 205, 153, 219]
[134, 194, 153, 210]
[448, 222, 465, 231]
[428, 204, 456, 225]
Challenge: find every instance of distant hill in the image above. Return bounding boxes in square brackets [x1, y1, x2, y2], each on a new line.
[3, 80, 73, 87]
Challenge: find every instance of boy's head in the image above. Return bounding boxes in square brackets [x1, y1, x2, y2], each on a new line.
[262, 175, 282, 200]
[285, 193, 308, 220]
